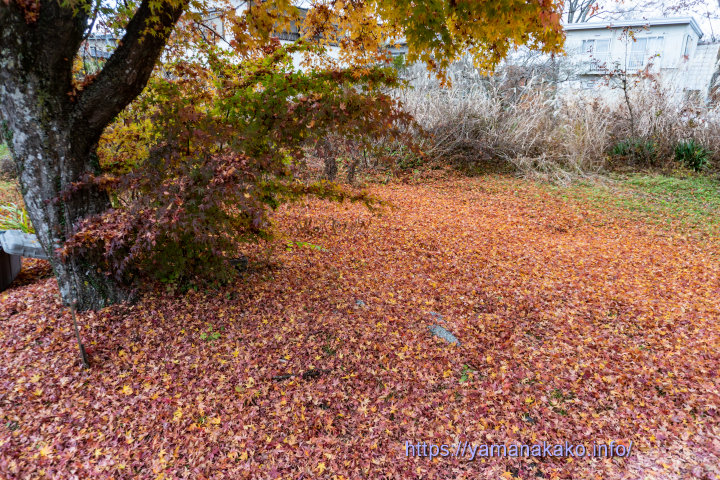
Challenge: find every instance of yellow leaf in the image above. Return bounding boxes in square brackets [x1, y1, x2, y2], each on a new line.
[316, 462, 326, 474]
[122, 385, 134, 395]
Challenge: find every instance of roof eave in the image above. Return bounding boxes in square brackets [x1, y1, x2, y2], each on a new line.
[564, 17, 703, 38]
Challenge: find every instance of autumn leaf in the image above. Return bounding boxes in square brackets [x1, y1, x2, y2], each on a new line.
[2, 177, 720, 479]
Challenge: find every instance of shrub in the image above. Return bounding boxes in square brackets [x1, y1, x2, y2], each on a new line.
[396, 58, 720, 180]
[63, 42, 412, 288]
[674, 140, 712, 172]
[399, 76, 611, 183]
[609, 138, 658, 167]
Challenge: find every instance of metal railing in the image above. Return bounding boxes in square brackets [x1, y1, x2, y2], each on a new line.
[627, 53, 646, 70]
[580, 54, 610, 73]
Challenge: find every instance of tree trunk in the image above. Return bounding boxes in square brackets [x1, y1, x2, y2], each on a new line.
[1, 0, 184, 310]
[319, 138, 338, 181]
[0, 3, 124, 309]
[1, 115, 128, 310]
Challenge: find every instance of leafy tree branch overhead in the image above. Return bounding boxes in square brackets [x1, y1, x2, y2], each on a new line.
[0, 0, 564, 311]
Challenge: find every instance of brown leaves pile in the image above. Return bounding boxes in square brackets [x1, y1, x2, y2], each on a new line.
[1, 177, 719, 479]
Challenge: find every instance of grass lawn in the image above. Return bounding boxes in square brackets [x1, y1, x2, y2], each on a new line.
[544, 173, 720, 238]
[1, 176, 719, 479]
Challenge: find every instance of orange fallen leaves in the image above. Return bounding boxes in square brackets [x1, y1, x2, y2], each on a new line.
[1, 177, 719, 479]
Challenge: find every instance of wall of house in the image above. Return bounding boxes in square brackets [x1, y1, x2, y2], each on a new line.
[683, 43, 720, 100]
[560, 22, 713, 103]
[564, 23, 698, 72]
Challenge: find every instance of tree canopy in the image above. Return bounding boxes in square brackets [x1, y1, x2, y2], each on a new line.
[0, 0, 564, 309]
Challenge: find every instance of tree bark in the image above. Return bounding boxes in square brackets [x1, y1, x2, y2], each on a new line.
[319, 138, 338, 181]
[0, 0, 184, 310]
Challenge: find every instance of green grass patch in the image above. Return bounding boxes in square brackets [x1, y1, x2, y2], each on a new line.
[546, 173, 720, 237]
[0, 143, 10, 160]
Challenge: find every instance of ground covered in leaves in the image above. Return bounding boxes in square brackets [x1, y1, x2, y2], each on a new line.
[1, 177, 719, 479]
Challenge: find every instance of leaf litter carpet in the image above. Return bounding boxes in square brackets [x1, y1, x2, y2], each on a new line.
[1, 178, 719, 479]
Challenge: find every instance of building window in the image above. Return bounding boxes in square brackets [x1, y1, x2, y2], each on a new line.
[582, 39, 610, 56]
[683, 36, 692, 58]
[200, 11, 225, 44]
[628, 36, 664, 69]
[582, 39, 610, 72]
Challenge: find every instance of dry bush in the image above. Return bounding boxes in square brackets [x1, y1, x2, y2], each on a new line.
[601, 81, 720, 171]
[400, 77, 611, 184]
[0, 144, 16, 180]
[301, 61, 720, 184]
[0, 156, 16, 180]
[397, 61, 720, 182]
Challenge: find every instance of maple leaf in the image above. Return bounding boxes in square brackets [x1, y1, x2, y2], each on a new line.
[3, 177, 720, 479]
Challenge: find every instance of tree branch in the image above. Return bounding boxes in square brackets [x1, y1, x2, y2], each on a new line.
[73, 0, 186, 145]
[0, 0, 88, 102]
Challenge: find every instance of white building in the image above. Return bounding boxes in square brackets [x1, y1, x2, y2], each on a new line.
[562, 17, 718, 102]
